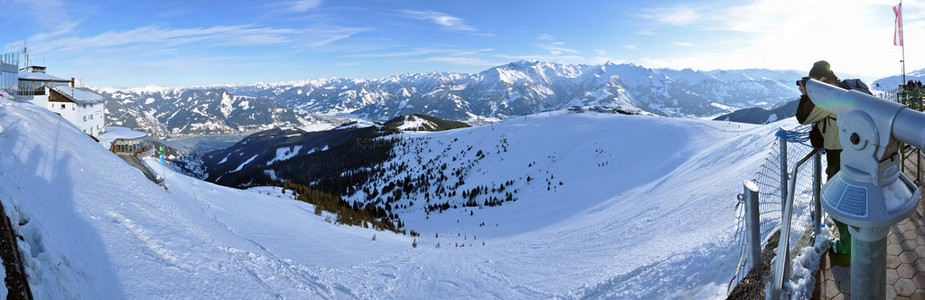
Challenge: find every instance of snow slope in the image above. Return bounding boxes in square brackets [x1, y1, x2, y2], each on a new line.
[0, 98, 785, 298]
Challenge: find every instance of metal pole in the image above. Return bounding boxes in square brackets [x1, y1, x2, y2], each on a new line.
[780, 135, 788, 218]
[771, 149, 820, 299]
[813, 151, 822, 235]
[744, 180, 761, 271]
[851, 233, 887, 299]
[901, 0, 906, 86]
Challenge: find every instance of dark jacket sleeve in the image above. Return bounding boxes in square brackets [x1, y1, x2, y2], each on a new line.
[795, 95, 814, 124]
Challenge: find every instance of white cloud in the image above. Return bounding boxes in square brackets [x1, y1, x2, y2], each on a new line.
[292, 0, 322, 12]
[401, 10, 475, 31]
[298, 26, 369, 48]
[672, 42, 694, 47]
[535, 34, 578, 56]
[594, 49, 607, 56]
[15, 24, 366, 56]
[627, 0, 925, 77]
[624, 45, 638, 51]
[413, 56, 497, 66]
[351, 48, 492, 59]
[635, 28, 655, 36]
[639, 5, 702, 26]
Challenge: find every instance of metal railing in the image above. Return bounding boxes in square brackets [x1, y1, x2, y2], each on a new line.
[769, 148, 821, 298]
[727, 125, 823, 298]
[728, 86, 920, 298]
[892, 85, 925, 184]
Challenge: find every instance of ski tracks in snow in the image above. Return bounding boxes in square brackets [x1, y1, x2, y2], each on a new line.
[105, 211, 193, 271]
[576, 237, 736, 299]
[185, 188, 354, 298]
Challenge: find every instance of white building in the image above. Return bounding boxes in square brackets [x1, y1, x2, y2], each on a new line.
[44, 85, 106, 137]
[18, 65, 71, 96]
[16, 66, 106, 137]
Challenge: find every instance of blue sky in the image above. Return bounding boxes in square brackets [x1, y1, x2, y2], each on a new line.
[2, 0, 922, 88]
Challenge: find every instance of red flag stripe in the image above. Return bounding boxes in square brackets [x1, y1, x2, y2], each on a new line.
[895, 3, 903, 46]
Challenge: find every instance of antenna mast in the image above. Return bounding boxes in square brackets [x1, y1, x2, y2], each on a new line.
[22, 39, 29, 68]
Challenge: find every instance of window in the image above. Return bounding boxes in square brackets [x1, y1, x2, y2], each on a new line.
[60, 104, 65, 109]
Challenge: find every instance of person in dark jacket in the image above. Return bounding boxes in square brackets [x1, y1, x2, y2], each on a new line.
[795, 60, 852, 263]
[796, 61, 842, 178]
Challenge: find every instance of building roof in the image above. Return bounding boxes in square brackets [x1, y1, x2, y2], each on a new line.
[18, 70, 69, 82]
[49, 85, 105, 105]
[97, 126, 148, 149]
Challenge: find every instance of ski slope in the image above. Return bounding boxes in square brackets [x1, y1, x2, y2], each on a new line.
[0, 99, 788, 298]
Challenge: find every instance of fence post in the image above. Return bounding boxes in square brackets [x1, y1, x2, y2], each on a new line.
[780, 135, 788, 218]
[813, 150, 822, 235]
[743, 180, 761, 272]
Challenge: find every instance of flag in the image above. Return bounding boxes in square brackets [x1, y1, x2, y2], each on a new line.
[895, 3, 903, 46]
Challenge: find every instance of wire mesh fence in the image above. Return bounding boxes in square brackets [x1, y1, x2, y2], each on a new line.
[727, 124, 823, 298]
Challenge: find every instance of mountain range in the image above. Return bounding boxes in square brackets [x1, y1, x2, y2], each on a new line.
[101, 60, 807, 137]
[176, 114, 470, 187]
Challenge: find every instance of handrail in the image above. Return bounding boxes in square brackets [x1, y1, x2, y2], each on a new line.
[770, 148, 820, 297]
[131, 152, 164, 185]
[727, 125, 822, 298]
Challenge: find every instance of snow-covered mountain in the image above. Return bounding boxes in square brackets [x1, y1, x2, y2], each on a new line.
[100, 87, 343, 138]
[266, 61, 802, 121]
[658, 68, 801, 108]
[872, 67, 925, 91]
[713, 99, 800, 124]
[102, 61, 804, 136]
[0, 97, 787, 298]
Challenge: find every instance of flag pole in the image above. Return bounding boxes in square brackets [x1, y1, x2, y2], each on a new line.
[902, 0, 906, 85]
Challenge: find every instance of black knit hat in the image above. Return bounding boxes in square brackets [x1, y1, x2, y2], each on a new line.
[809, 60, 837, 81]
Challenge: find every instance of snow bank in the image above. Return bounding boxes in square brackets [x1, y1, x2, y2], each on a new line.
[0, 98, 788, 298]
[785, 220, 834, 298]
[0, 100, 410, 298]
[267, 145, 302, 165]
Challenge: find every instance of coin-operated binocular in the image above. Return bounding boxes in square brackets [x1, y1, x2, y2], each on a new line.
[806, 79, 925, 299]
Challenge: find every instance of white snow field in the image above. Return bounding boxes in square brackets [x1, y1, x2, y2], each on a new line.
[0, 99, 788, 298]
